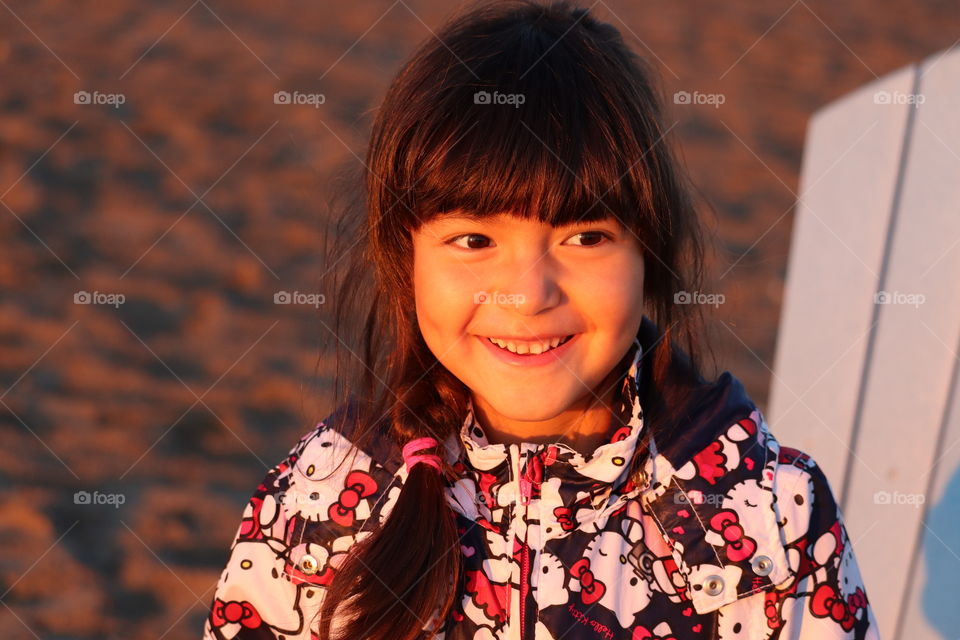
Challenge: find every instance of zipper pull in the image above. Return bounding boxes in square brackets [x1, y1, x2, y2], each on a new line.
[518, 449, 532, 506]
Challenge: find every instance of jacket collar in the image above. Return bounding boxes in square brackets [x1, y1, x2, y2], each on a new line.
[447, 313, 757, 490]
[442, 334, 646, 529]
[456, 332, 645, 479]
[441, 315, 792, 614]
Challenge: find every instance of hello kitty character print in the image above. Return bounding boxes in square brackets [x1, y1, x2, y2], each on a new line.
[203, 327, 880, 640]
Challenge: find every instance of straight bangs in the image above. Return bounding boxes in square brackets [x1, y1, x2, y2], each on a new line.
[404, 91, 650, 232]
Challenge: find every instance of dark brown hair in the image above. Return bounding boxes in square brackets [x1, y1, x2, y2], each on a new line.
[312, 1, 717, 638]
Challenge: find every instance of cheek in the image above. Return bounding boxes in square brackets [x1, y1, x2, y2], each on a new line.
[413, 253, 474, 342]
[574, 254, 644, 328]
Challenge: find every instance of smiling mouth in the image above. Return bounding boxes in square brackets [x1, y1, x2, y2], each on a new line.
[484, 334, 576, 355]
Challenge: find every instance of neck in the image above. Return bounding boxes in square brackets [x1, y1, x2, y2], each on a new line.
[471, 378, 622, 454]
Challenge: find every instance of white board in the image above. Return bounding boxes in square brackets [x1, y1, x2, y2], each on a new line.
[768, 46, 960, 639]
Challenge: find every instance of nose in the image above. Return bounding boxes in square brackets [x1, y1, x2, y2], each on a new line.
[494, 252, 562, 315]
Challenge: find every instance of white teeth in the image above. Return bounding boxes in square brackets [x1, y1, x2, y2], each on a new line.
[488, 335, 570, 355]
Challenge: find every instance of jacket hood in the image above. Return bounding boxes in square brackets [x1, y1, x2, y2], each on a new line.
[631, 314, 758, 474]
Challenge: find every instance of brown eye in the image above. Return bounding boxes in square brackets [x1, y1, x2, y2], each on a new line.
[449, 234, 493, 249]
[566, 231, 609, 247]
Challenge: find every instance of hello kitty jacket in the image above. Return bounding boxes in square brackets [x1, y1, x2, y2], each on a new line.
[203, 323, 880, 640]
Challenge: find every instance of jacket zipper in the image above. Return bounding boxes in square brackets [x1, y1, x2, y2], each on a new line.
[506, 445, 530, 640]
[519, 449, 530, 640]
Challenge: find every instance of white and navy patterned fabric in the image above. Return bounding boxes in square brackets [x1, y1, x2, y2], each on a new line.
[204, 324, 879, 640]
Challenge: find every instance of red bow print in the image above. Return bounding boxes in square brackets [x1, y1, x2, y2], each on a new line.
[692, 440, 727, 485]
[763, 589, 790, 629]
[328, 470, 378, 527]
[847, 586, 868, 610]
[708, 509, 757, 562]
[465, 569, 508, 623]
[811, 583, 857, 631]
[520, 453, 542, 504]
[237, 496, 268, 541]
[632, 625, 678, 640]
[554, 506, 575, 531]
[570, 557, 606, 605]
[210, 598, 263, 629]
[477, 470, 500, 509]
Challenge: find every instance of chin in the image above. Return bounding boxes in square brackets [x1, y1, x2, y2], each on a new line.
[483, 391, 575, 422]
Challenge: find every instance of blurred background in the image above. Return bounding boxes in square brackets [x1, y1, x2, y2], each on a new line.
[1, 0, 958, 638]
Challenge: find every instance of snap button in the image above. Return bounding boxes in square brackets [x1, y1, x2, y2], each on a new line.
[703, 575, 725, 596]
[751, 554, 773, 576]
[300, 553, 319, 575]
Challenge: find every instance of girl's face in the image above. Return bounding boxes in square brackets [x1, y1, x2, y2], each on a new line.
[411, 211, 645, 432]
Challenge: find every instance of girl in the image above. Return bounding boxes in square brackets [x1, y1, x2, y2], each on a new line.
[204, 1, 879, 639]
